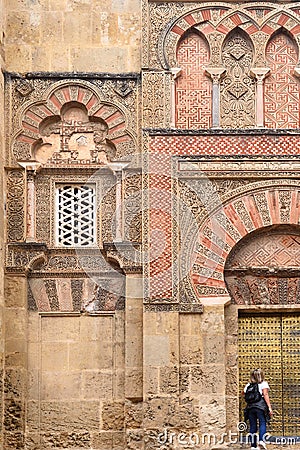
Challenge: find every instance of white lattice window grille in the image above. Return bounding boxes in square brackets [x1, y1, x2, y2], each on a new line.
[56, 184, 96, 246]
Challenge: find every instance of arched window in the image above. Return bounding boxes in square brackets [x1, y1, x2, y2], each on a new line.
[265, 31, 300, 129]
[175, 31, 211, 129]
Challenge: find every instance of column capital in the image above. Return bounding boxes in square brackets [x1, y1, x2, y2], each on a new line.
[170, 67, 182, 80]
[107, 161, 130, 175]
[294, 67, 300, 78]
[205, 67, 226, 83]
[251, 67, 270, 82]
[18, 161, 41, 174]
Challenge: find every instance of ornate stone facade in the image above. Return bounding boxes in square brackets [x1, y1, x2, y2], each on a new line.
[2, 0, 300, 449]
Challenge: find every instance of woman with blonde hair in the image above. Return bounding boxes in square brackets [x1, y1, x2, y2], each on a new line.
[243, 368, 273, 450]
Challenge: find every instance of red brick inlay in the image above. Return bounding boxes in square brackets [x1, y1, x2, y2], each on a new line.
[176, 32, 211, 129]
[216, 24, 230, 34]
[230, 13, 243, 26]
[262, 24, 275, 35]
[49, 94, 62, 110]
[184, 14, 196, 26]
[265, 32, 300, 129]
[246, 25, 259, 35]
[201, 9, 211, 21]
[149, 172, 174, 298]
[277, 14, 290, 26]
[171, 25, 185, 36]
[150, 134, 300, 156]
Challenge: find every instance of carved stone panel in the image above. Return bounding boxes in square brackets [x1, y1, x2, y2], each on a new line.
[142, 71, 171, 128]
[28, 276, 125, 312]
[220, 29, 255, 128]
[6, 170, 25, 242]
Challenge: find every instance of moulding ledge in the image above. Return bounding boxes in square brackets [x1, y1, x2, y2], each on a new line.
[176, 154, 300, 161]
[6, 243, 131, 275]
[225, 267, 300, 277]
[144, 127, 300, 136]
[4, 71, 141, 81]
[38, 311, 115, 317]
[144, 303, 203, 313]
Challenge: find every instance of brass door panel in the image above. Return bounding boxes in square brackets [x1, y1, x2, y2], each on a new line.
[239, 314, 300, 436]
[281, 315, 300, 435]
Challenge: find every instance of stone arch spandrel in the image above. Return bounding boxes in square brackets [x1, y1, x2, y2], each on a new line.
[12, 80, 137, 163]
[190, 184, 300, 300]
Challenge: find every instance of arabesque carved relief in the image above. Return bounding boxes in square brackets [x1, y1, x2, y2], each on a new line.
[220, 29, 255, 128]
[6, 170, 25, 242]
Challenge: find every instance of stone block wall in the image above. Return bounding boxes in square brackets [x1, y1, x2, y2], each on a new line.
[26, 312, 126, 449]
[3, 276, 28, 449]
[4, 0, 141, 73]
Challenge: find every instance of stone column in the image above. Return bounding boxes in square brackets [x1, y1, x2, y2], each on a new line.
[170, 68, 182, 128]
[18, 163, 40, 243]
[206, 68, 226, 128]
[251, 68, 270, 128]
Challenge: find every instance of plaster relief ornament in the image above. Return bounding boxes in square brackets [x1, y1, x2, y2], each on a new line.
[32, 102, 116, 165]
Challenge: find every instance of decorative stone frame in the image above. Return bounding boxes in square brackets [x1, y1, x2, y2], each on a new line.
[142, 3, 300, 129]
[8, 78, 138, 165]
[156, 3, 300, 70]
[175, 156, 300, 301]
[35, 170, 107, 248]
